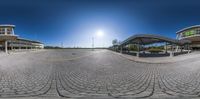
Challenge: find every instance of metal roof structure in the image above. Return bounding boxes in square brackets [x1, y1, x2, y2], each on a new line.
[0, 24, 15, 27]
[17, 38, 43, 44]
[176, 25, 200, 34]
[120, 34, 191, 46]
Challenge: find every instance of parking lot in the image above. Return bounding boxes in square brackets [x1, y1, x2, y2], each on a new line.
[0, 49, 200, 99]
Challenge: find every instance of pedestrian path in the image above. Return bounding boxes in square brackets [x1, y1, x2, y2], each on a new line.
[111, 51, 200, 63]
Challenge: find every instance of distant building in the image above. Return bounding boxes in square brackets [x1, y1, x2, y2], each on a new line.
[0, 24, 44, 53]
[176, 25, 200, 50]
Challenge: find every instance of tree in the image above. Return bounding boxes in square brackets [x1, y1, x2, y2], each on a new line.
[128, 44, 138, 51]
[112, 39, 118, 45]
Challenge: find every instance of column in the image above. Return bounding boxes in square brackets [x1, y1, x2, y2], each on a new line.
[137, 43, 140, 57]
[187, 44, 190, 53]
[180, 46, 183, 52]
[120, 46, 123, 53]
[12, 28, 15, 35]
[11, 41, 13, 51]
[165, 42, 167, 53]
[5, 41, 7, 53]
[128, 45, 130, 53]
[5, 28, 7, 35]
[170, 44, 174, 57]
[142, 44, 145, 54]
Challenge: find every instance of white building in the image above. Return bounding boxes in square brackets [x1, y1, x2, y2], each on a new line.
[0, 24, 44, 53]
[176, 25, 200, 50]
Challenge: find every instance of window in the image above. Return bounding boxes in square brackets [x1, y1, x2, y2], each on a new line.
[181, 32, 186, 37]
[183, 30, 195, 37]
[7, 28, 12, 34]
[0, 28, 5, 34]
[196, 28, 200, 34]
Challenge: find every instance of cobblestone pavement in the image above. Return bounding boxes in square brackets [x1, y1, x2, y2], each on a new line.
[0, 49, 200, 99]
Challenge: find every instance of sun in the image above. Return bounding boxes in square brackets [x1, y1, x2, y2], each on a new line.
[96, 30, 104, 37]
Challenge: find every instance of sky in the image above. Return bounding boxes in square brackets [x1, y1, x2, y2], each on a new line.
[0, 0, 200, 47]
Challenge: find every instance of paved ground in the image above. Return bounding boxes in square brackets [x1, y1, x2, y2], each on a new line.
[0, 49, 200, 99]
[115, 51, 200, 64]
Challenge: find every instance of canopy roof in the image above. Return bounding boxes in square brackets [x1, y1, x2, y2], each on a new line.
[17, 38, 43, 44]
[176, 25, 200, 34]
[120, 34, 191, 46]
[0, 24, 15, 28]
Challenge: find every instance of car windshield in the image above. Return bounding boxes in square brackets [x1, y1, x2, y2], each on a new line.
[0, 0, 200, 99]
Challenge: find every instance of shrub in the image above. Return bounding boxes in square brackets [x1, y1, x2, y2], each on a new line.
[148, 48, 163, 53]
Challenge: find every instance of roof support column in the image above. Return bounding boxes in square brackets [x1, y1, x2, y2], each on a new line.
[120, 45, 123, 53]
[170, 44, 174, 57]
[5, 28, 7, 35]
[5, 41, 7, 53]
[136, 43, 140, 57]
[12, 28, 15, 35]
[11, 41, 13, 51]
[180, 46, 183, 52]
[187, 44, 190, 53]
[128, 44, 130, 54]
[165, 42, 168, 54]
[142, 44, 145, 54]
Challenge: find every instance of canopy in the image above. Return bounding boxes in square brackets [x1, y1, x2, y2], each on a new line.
[120, 34, 191, 46]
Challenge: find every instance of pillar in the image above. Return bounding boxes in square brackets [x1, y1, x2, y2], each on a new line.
[142, 44, 145, 54]
[165, 42, 167, 53]
[5, 41, 7, 53]
[120, 46, 123, 53]
[170, 44, 174, 57]
[180, 46, 183, 52]
[11, 41, 13, 51]
[137, 43, 140, 57]
[187, 44, 190, 53]
[5, 28, 7, 35]
[12, 28, 15, 35]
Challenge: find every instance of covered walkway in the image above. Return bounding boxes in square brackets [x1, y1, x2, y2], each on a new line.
[117, 34, 191, 57]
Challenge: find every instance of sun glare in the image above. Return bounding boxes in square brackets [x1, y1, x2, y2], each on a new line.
[96, 30, 104, 37]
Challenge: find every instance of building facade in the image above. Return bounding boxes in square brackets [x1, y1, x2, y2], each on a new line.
[0, 24, 44, 53]
[176, 25, 200, 50]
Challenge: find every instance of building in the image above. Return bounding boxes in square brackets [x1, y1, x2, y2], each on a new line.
[116, 34, 190, 57]
[0, 24, 44, 53]
[176, 25, 200, 50]
[111, 25, 200, 56]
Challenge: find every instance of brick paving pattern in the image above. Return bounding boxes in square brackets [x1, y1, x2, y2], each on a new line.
[0, 49, 199, 98]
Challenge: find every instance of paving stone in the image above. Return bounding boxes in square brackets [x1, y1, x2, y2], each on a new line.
[0, 49, 199, 98]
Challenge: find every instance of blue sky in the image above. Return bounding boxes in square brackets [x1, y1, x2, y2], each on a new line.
[0, 0, 200, 47]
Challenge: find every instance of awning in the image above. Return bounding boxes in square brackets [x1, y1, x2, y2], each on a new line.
[120, 34, 191, 46]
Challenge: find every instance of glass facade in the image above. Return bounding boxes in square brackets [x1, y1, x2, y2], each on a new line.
[0, 28, 5, 34]
[6, 28, 12, 34]
[0, 27, 13, 35]
[180, 28, 200, 38]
